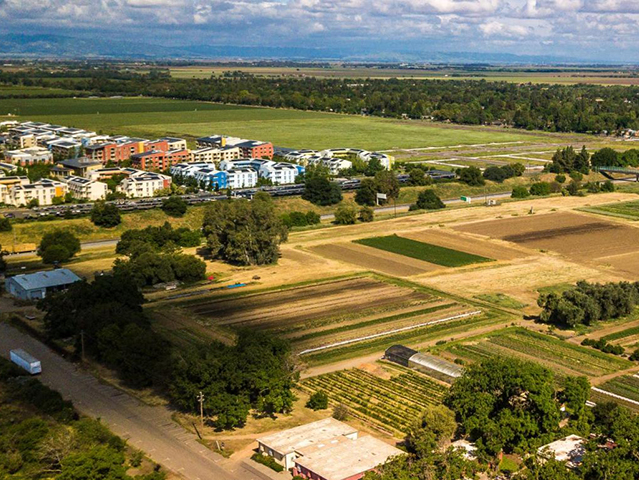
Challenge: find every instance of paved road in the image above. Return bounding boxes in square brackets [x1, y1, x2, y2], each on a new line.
[320, 191, 513, 220]
[0, 323, 258, 480]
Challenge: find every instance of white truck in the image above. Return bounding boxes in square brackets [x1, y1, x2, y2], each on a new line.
[10, 349, 42, 375]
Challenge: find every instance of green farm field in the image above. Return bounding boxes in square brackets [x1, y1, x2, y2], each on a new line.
[162, 65, 639, 86]
[354, 234, 493, 267]
[438, 327, 632, 378]
[580, 200, 639, 220]
[598, 375, 639, 404]
[0, 97, 548, 150]
[0, 85, 79, 97]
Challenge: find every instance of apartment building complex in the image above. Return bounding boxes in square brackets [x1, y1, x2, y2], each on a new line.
[196, 135, 274, 159]
[5, 147, 53, 166]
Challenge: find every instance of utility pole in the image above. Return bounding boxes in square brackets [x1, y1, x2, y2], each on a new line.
[197, 391, 205, 429]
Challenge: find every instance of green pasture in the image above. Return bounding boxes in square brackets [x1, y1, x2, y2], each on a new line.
[0, 96, 548, 150]
[354, 234, 493, 267]
[0, 85, 78, 98]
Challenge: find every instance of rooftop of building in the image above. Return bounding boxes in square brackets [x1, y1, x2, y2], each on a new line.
[60, 157, 103, 169]
[7, 268, 81, 291]
[538, 435, 585, 465]
[131, 150, 164, 158]
[295, 435, 404, 480]
[257, 418, 357, 455]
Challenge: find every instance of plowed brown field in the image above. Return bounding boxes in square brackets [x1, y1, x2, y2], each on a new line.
[186, 277, 433, 331]
[310, 243, 439, 276]
[455, 212, 639, 263]
[402, 229, 528, 261]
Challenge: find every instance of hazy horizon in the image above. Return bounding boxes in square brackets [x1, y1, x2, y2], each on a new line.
[1, 1, 638, 63]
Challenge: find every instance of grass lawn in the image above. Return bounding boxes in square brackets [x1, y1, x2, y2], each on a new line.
[0, 97, 549, 150]
[354, 234, 493, 267]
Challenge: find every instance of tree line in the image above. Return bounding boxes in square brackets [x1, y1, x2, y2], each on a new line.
[5, 68, 639, 133]
[538, 280, 639, 328]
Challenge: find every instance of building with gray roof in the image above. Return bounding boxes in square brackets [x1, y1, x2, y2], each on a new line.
[5, 268, 81, 300]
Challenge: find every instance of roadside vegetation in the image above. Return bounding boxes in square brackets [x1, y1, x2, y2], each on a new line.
[0, 357, 165, 480]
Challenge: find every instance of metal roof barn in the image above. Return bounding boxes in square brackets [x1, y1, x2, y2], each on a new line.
[5, 268, 81, 301]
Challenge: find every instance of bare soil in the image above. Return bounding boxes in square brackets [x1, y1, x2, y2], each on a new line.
[402, 228, 528, 261]
[455, 211, 639, 275]
[309, 243, 438, 276]
[185, 277, 432, 331]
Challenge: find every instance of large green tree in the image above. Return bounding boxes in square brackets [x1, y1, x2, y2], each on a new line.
[202, 194, 288, 265]
[445, 357, 560, 459]
[38, 229, 81, 264]
[303, 176, 343, 206]
[170, 331, 297, 429]
[90, 202, 121, 228]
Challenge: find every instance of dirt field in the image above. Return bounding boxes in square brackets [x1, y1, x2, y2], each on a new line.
[309, 243, 439, 276]
[455, 211, 639, 275]
[182, 276, 437, 336]
[402, 228, 528, 262]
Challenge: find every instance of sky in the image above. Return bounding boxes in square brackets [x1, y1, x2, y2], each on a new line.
[1, 0, 639, 62]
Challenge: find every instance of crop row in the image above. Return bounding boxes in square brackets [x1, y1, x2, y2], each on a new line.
[602, 326, 639, 343]
[600, 375, 639, 403]
[290, 302, 457, 344]
[303, 313, 499, 366]
[444, 328, 631, 377]
[491, 329, 631, 375]
[303, 377, 417, 433]
[302, 368, 447, 435]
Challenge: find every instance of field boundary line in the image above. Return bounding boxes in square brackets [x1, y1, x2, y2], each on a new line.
[298, 310, 482, 355]
[591, 387, 639, 407]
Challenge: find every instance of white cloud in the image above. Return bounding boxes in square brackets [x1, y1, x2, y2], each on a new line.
[480, 20, 529, 36]
[0, 0, 639, 60]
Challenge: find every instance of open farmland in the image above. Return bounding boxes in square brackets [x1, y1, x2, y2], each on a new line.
[301, 365, 447, 437]
[601, 325, 639, 347]
[302, 311, 502, 366]
[599, 375, 639, 402]
[455, 211, 639, 276]
[439, 327, 632, 377]
[580, 200, 639, 220]
[595, 375, 639, 412]
[158, 65, 639, 86]
[0, 96, 549, 150]
[354, 235, 493, 268]
[309, 243, 439, 277]
[176, 276, 474, 353]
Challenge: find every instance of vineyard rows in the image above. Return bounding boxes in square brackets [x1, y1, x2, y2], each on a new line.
[302, 367, 447, 436]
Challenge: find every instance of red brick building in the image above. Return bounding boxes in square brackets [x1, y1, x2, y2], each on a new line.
[236, 140, 274, 159]
[85, 139, 147, 164]
[144, 139, 169, 152]
[130, 149, 190, 171]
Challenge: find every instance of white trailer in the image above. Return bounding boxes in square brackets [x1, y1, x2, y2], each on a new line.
[10, 349, 41, 375]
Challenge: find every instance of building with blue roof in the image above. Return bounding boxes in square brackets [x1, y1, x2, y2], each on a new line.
[5, 268, 81, 300]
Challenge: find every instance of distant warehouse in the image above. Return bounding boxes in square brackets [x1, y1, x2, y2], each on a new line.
[384, 345, 463, 383]
[5, 268, 81, 301]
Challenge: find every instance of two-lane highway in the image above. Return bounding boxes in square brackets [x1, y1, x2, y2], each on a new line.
[0, 323, 258, 480]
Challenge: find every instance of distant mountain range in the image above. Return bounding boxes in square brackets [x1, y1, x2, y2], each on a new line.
[0, 33, 626, 65]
